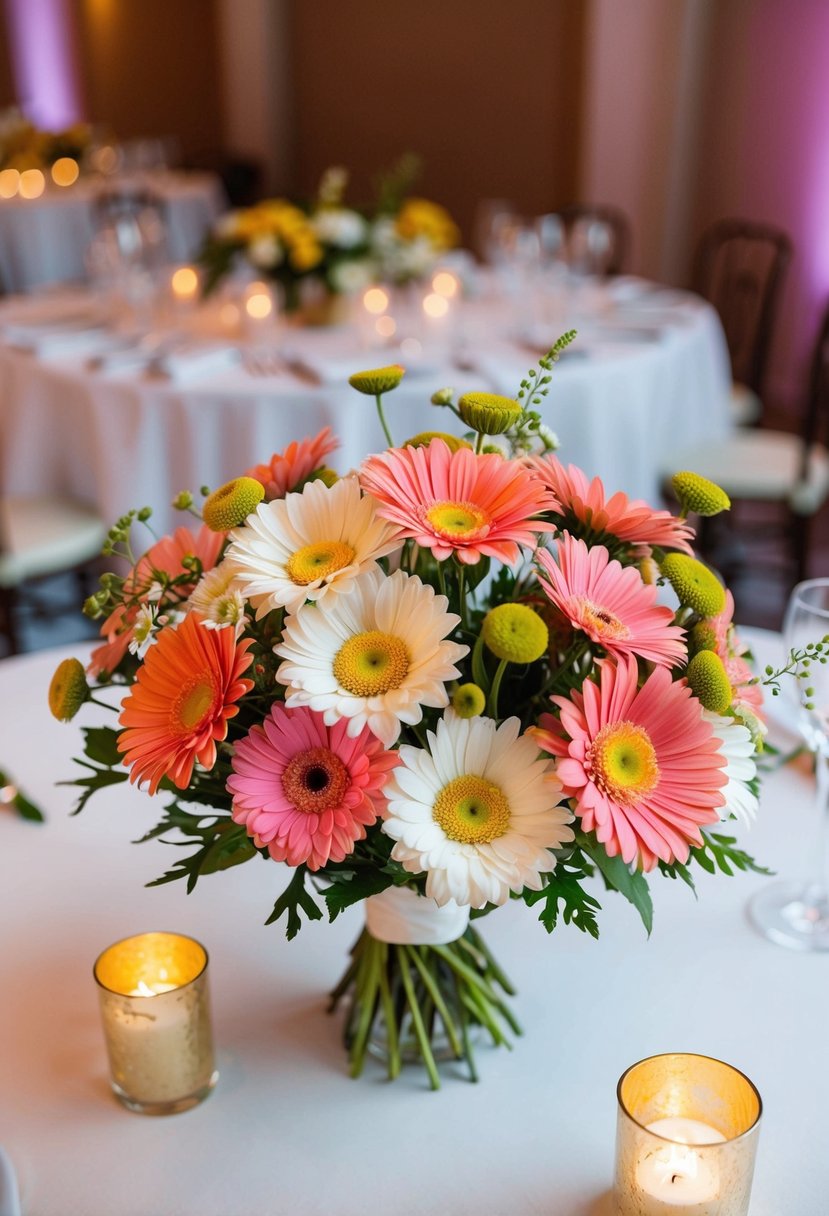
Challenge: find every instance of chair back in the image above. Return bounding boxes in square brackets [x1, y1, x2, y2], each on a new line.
[693, 219, 792, 396]
[557, 203, 630, 275]
[799, 301, 829, 479]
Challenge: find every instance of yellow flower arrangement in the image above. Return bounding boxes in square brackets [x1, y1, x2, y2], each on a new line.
[395, 197, 459, 251]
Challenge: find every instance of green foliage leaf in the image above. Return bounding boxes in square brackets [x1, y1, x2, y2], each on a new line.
[691, 832, 773, 879]
[523, 860, 601, 938]
[60, 764, 128, 815]
[0, 770, 44, 822]
[581, 838, 653, 936]
[143, 807, 257, 892]
[265, 866, 323, 940]
[321, 867, 396, 922]
[81, 726, 123, 767]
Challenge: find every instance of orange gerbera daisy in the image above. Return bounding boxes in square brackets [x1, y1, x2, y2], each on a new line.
[118, 613, 254, 794]
[246, 427, 339, 501]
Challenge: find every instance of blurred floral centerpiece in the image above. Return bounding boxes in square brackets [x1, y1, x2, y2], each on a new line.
[0, 107, 91, 176]
[199, 158, 459, 315]
[52, 337, 780, 1088]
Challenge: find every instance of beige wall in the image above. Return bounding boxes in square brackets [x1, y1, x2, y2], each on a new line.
[73, 0, 222, 158]
[289, 0, 586, 241]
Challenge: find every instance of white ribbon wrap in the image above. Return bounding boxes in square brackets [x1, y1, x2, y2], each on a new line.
[364, 886, 470, 945]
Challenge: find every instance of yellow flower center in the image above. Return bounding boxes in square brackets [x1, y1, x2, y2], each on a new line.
[569, 596, 631, 641]
[585, 721, 660, 808]
[286, 540, 356, 586]
[333, 630, 410, 696]
[175, 677, 217, 732]
[433, 774, 511, 844]
[426, 500, 490, 540]
[281, 746, 349, 813]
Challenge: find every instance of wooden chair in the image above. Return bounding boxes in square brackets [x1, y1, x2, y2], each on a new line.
[660, 299, 829, 589]
[0, 496, 107, 654]
[557, 203, 631, 276]
[693, 219, 793, 425]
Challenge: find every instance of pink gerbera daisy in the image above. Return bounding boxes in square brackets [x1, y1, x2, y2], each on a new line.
[228, 704, 399, 870]
[532, 657, 726, 871]
[537, 534, 687, 667]
[528, 455, 694, 555]
[88, 525, 225, 678]
[246, 427, 339, 501]
[360, 438, 556, 565]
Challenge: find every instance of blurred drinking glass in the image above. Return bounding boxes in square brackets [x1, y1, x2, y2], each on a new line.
[749, 577, 829, 950]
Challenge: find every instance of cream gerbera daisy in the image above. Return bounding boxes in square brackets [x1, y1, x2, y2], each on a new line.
[274, 566, 467, 745]
[225, 476, 402, 618]
[703, 710, 759, 828]
[381, 714, 574, 908]
[187, 561, 247, 631]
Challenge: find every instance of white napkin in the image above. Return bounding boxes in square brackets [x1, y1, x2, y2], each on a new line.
[0, 1145, 21, 1216]
[154, 342, 241, 384]
[279, 345, 365, 386]
[4, 324, 118, 360]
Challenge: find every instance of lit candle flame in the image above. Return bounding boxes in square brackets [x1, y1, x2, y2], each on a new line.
[363, 286, 389, 315]
[653, 1144, 700, 1187]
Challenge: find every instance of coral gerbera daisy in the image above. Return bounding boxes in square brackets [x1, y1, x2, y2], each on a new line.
[360, 438, 556, 565]
[225, 476, 402, 618]
[274, 565, 468, 746]
[246, 426, 339, 501]
[528, 455, 694, 556]
[118, 612, 254, 794]
[381, 714, 574, 908]
[536, 534, 687, 667]
[88, 525, 225, 678]
[227, 704, 399, 871]
[532, 657, 726, 871]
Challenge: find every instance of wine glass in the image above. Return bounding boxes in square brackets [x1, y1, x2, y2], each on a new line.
[749, 577, 829, 950]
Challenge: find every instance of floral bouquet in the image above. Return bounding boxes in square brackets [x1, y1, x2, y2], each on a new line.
[0, 107, 91, 173]
[51, 335, 776, 1089]
[199, 162, 458, 312]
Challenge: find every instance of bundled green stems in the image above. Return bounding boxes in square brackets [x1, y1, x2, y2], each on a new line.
[329, 924, 520, 1090]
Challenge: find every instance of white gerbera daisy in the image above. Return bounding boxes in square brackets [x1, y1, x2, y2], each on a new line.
[225, 476, 402, 618]
[382, 714, 574, 908]
[187, 561, 247, 632]
[274, 565, 467, 745]
[704, 710, 759, 827]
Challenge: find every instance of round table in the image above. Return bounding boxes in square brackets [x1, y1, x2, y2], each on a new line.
[0, 630, 823, 1214]
[0, 277, 732, 536]
[0, 172, 225, 294]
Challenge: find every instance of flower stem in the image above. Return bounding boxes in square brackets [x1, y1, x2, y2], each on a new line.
[375, 392, 394, 448]
[488, 658, 508, 718]
[397, 947, 441, 1090]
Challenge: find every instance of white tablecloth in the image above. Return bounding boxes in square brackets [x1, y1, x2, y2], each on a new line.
[0, 630, 825, 1215]
[0, 173, 225, 294]
[0, 281, 731, 535]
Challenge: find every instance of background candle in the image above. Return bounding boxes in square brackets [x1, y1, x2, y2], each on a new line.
[614, 1053, 761, 1216]
[94, 931, 217, 1115]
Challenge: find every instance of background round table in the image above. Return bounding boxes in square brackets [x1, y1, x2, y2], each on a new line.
[0, 278, 732, 535]
[0, 171, 225, 294]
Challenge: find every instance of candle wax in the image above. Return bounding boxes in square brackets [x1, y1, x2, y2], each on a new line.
[634, 1117, 724, 1214]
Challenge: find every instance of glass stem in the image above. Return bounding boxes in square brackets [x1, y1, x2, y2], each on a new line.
[808, 748, 829, 904]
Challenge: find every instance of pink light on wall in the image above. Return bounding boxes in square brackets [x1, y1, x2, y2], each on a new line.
[3, 0, 82, 128]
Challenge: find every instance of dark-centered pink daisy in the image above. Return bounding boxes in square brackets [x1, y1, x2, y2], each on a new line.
[360, 438, 556, 565]
[227, 704, 398, 870]
[537, 534, 687, 667]
[531, 657, 726, 871]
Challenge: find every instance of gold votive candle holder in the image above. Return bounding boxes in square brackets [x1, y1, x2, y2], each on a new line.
[94, 931, 217, 1115]
[614, 1053, 762, 1216]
